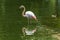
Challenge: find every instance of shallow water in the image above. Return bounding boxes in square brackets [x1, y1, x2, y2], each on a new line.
[0, 0, 60, 40]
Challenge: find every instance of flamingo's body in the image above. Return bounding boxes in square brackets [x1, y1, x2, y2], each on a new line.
[24, 11, 37, 20]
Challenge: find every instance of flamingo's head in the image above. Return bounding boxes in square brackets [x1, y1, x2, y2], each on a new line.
[19, 5, 25, 9]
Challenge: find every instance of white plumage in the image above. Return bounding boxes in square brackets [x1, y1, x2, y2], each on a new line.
[24, 11, 36, 19]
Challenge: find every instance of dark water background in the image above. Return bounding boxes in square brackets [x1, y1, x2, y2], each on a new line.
[0, 0, 60, 40]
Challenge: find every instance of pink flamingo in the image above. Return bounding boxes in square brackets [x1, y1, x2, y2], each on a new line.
[19, 5, 38, 25]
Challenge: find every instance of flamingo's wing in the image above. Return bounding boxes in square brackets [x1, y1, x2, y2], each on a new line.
[25, 11, 36, 18]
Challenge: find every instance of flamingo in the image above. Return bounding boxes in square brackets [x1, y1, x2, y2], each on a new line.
[19, 5, 38, 25]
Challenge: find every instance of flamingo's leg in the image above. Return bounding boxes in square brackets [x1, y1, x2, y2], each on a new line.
[28, 18, 30, 26]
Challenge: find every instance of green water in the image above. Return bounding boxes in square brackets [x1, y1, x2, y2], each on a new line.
[0, 0, 60, 40]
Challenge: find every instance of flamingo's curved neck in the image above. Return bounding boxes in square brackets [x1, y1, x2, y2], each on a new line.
[22, 7, 25, 16]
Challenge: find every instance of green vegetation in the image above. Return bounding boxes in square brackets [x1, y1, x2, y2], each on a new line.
[0, 0, 60, 40]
